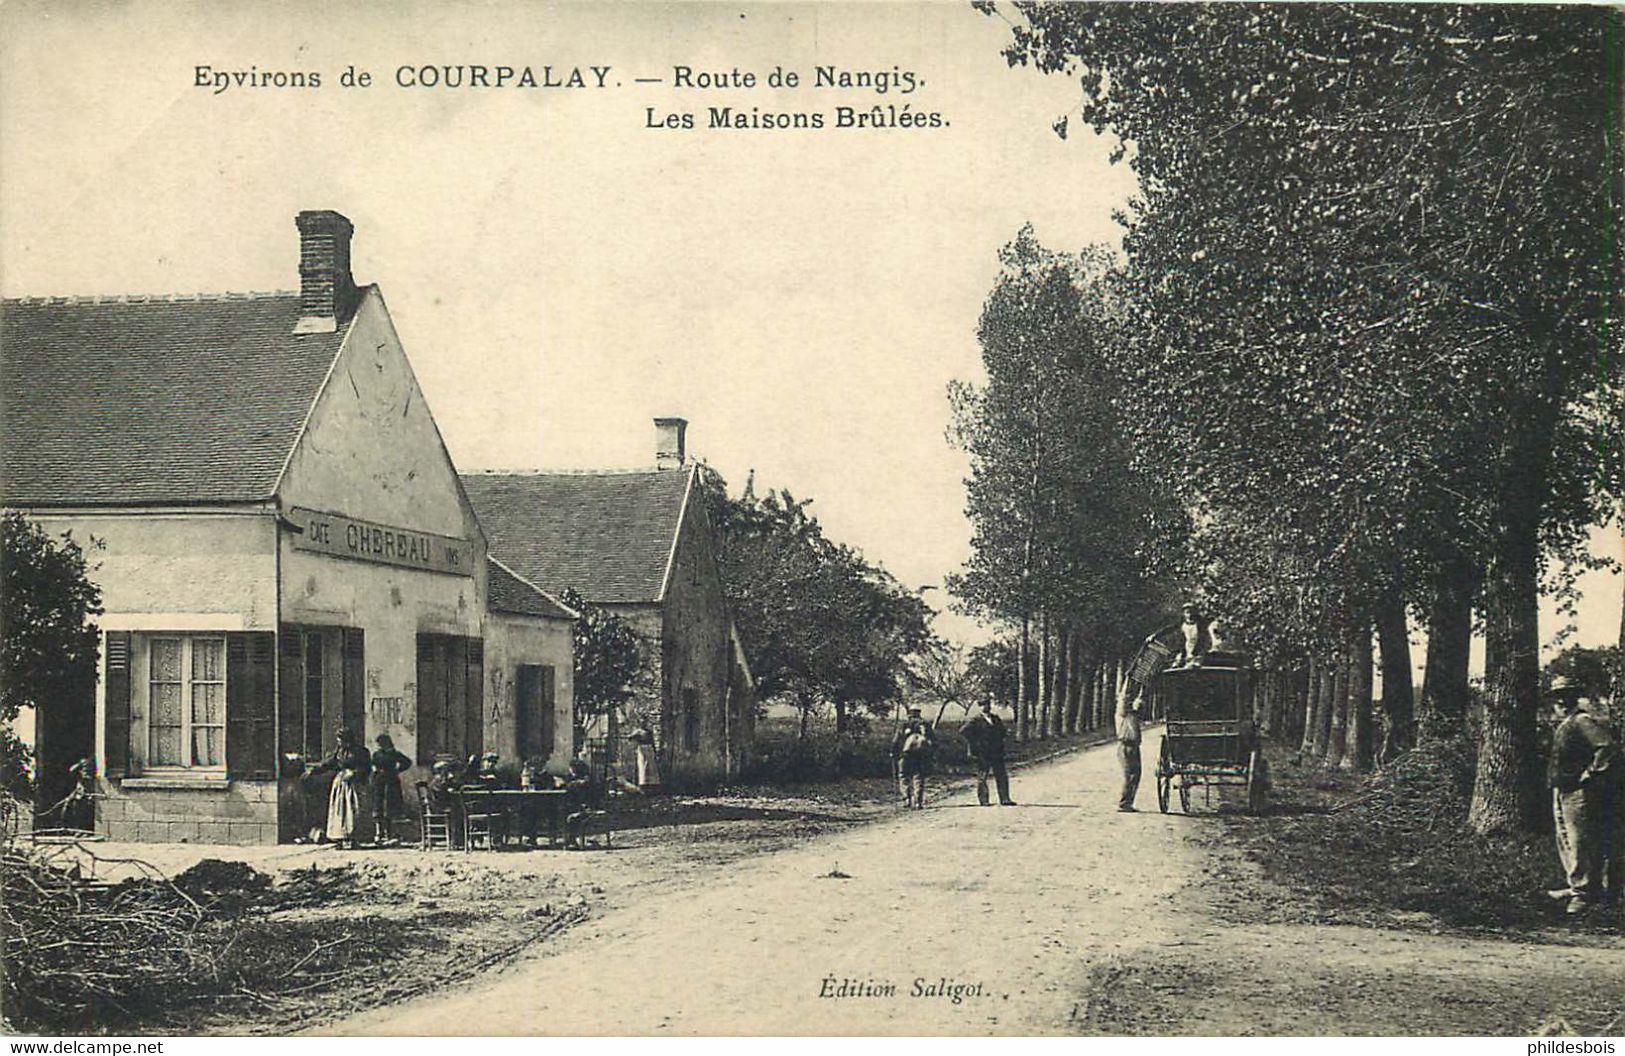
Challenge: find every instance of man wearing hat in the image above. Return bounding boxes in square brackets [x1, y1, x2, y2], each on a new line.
[891, 706, 936, 809]
[962, 698, 1016, 806]
[1546, 674, 1621, 916]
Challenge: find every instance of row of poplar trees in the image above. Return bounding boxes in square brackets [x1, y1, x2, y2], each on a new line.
[950, 3, 1624, 836]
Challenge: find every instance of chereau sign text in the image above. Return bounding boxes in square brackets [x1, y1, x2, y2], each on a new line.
[288, 506, 473, 577]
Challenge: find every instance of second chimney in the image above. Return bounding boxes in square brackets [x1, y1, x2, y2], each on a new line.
[655, 417, 688, 470]
[294, 209, 358, 334]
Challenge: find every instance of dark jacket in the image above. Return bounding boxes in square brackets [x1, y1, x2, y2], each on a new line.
[312, 742, 371, 780]
[425, 771, 459, 812]
[1549, 712, 1618, 793]
[962, 711, 1007, 762]
[371, 747, 412, 779]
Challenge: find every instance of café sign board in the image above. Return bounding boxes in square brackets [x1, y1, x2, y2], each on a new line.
[288, 506, 473, 577]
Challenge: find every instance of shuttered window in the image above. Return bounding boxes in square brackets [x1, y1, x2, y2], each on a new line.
[278, 625, 362, 765]
[415, 633, 483, 765]
[147, 636, 226, 769]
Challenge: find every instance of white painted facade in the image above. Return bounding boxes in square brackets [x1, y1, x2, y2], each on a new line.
[18, 286, 574, 844]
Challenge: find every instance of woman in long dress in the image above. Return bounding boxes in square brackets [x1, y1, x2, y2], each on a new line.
[312, 728, 371, 848]
[629, 726, 661, 791]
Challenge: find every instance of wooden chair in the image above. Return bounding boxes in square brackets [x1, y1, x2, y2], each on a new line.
[416, 782, 454, 850]
[460, 789, 504, 852]
[566, 779, 617, 850]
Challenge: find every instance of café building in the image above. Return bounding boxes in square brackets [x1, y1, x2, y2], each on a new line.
[1, 210, 576, 843]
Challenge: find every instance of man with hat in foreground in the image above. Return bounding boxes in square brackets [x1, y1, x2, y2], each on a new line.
[1546, 674, 1621, 916]
[892, 706, 937, 809]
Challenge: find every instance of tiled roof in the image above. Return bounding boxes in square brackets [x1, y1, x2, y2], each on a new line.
[487, 556, 576, 620]
[461, 468, 693, 604]
[1, 293, 355, 506]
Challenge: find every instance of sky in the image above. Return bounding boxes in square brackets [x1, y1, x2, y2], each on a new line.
[2, 1, 1619, 658]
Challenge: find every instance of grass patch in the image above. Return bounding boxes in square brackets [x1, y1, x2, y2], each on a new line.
[1204, 738, 1618, 938]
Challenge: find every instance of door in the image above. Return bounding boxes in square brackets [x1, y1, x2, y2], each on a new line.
[515, 665, 555, 764]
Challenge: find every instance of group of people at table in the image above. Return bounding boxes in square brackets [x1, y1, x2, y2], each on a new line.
[301, 730, 607, 851]
[422, 751, 603, 850]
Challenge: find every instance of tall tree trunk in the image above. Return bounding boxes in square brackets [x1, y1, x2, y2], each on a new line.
[1016, 613, 1031, 742]
[1037, 613, 1052, 739]
[1325, 640, 1349, 769]
[1299, 655, 1321, 758]
[1343, 623, 1374, 772]
[1252, 672, 1267, 733]
[1054, 627, 1071, 735]
[1065, 633, 1083, 733]
[1105, 649, 1118, 724]
[1614, 579, 1625, 718]
[1375, 590, 1415, 760]
[1311, 655, 1336, 761]
[1470, 494, 1545, 834]
[1419, 554, 1476, 743]
[1078, 653, 1094, 732]
[1092, 653, 1105, 727]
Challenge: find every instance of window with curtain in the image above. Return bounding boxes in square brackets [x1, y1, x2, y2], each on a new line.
[148, 635, 226, 768]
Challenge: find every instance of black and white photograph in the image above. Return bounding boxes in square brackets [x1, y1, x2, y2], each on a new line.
[1, 0, 1622, 1041]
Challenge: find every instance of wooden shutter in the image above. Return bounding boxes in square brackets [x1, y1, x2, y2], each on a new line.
[226, 632, 277, 779]
[465, 638, 484, 759]
[416, 634, 442, 765]
[278, 627, 306, 765]
[342, 628, 365, 745]
[539, 666, 556, 760]
[104, 631, 132, 777]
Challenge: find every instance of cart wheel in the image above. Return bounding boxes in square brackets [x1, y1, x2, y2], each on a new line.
[1156, 739, 1172, 814]
[1247, 750, 1268, 815]
[1178, 779, 1192, 814]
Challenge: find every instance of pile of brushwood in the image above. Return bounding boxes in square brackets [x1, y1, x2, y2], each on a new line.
[0, 847, 582, 1034]
[1218, 737, 1585, 932]
[2, 846, 214, 1030]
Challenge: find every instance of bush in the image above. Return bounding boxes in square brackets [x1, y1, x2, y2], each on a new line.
[1, 726, 33, 801]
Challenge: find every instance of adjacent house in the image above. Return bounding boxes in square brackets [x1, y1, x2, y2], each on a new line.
[1, 210, 576, 843]
[461, 419, 755, 785]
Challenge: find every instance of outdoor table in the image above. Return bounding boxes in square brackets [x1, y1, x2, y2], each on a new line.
[480, 788, 570, 848]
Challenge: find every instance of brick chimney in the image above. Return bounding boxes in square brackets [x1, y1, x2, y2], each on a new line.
[654, 417, 688, 470]
[294, 210, 358, 334]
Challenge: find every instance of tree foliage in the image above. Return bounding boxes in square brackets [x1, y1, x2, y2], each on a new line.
[699, 468, 934, 733]
[560, 588, 642, 726]
[985, 2, 1622, 830]
[1, 513, 103, 727]
[1, 513, 104, 798]
[948, 226, 1184, 738]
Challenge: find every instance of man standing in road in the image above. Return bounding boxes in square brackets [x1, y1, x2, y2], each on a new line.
[962, 698, 1016, 806]
[1547, 676, 1621, 916]
[892, 706, 936, 810]
[1116, 677, 1143, 812]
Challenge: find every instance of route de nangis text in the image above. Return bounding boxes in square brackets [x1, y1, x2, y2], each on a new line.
[192, 62, 947, 130]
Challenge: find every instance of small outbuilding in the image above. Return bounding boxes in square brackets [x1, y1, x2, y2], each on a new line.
[462, 419, 755, 786]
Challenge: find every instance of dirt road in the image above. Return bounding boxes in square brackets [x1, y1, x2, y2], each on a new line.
[321, 733, 1625, 1036]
